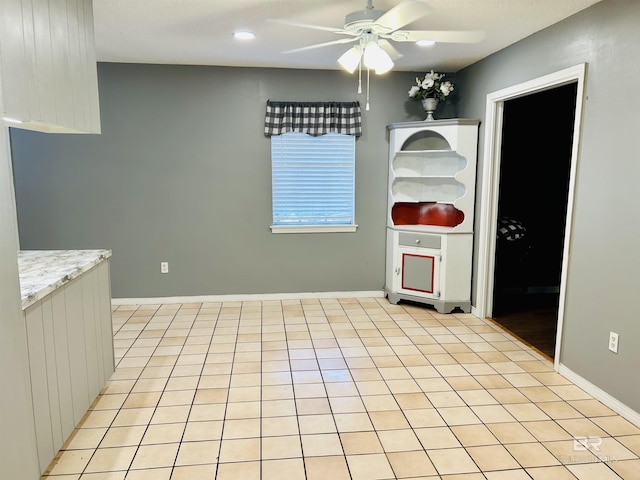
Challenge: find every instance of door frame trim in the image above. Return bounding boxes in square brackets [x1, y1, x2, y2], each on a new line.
[474, 63, 587, 368]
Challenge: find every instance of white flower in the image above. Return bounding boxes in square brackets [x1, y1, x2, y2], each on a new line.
[408, 70, 455, 102]
[440, 81, 454, 96]
[426, 70, 442, 81]
[421, 78, 435, 89]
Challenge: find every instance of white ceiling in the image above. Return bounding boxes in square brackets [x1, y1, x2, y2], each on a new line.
[93, 0, 602, 72]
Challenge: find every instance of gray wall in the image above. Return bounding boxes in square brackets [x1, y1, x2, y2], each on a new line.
[455, 0, 640, 413]
[11, 64, 427, 298]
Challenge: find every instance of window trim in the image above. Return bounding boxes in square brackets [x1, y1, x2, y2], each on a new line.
[270, 224, 358, 234]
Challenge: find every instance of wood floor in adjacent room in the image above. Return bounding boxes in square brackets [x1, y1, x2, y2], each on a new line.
[490, 293, 559, 360]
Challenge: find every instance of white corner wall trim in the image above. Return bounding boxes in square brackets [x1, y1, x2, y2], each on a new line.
[475, 63, 587, 373]
[112, 290, 385, 305]
[558, 364, 640, 428]
[476, 62, 587, 321]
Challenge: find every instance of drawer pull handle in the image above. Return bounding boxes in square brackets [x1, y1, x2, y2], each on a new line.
[415, 239, 421, 244]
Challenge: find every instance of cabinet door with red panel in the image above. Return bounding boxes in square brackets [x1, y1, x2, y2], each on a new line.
[394, 231, 441, 299]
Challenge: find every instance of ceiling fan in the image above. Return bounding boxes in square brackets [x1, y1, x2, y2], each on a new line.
[270, 0, 485, 74]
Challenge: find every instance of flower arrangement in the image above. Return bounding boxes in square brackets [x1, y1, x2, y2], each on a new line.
[408, 70, 454, 102]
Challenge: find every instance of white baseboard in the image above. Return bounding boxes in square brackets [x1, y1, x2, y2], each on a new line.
[558, 364, 640, 428]
[112, 290, 386, 305]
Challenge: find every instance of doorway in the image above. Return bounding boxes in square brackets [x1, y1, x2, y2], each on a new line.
[475, 64, 586, 368]
[491, 83, 577, 358]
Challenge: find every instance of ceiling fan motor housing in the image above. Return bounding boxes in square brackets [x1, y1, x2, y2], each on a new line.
[344, 9, 388, 33]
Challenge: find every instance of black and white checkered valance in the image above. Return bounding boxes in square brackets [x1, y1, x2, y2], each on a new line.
[264, 101, 362, 137]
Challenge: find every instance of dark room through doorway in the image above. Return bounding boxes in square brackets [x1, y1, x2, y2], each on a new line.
[491, 82, 577, 359]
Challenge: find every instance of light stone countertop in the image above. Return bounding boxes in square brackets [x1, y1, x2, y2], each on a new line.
[18, 249, 112, 310]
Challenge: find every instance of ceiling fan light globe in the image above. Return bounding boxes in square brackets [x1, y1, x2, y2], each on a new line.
[375, 57, 394, 74]
[338, 46, 362, 73]
[363, 42, 393, 74]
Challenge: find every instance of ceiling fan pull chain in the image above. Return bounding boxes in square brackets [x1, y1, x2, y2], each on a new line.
[358, 59, 363, 94]
[366, 67, 371, 111]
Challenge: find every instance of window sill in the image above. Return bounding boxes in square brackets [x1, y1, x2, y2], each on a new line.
[270, 225, 358, 234]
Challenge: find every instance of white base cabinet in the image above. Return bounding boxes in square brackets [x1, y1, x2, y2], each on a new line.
[385, 119, 479, 313]
[24, 260, 114, 473]
[386, 228, 472, 313]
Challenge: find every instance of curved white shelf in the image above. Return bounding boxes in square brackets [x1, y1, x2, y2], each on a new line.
[393, 155, 467, 176]
[392, 178, 466, 203]
[393, 174, 459, 179]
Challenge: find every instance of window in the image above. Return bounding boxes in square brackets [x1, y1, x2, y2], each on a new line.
[271, 132, 356, 233]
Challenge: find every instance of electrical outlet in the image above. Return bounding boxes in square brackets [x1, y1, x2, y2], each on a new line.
[160, 262, 169, 274]
[608, 331, 619, 353]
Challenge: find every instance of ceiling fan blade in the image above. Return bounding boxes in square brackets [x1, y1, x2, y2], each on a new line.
[374, 0, 431, 32]
[391, 29, 486, 43]
[283, 37, 358, 54]
[378, 39, 403, 60]
[267, 18, 348, 34]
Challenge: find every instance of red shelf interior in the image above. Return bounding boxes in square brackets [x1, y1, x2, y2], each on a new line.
[392, 202, 464, 227]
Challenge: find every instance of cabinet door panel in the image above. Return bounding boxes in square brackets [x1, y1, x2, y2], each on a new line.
[51, 289, 75, 440]
[397, 247, 440, 298]
[25, 303, 55, 472]
[63, 279, 91, 425]
[97, 262, 115, 379]
[41, 297, 64, 449]
[81, 271, 101, 400]
[402, 253, 435, 293]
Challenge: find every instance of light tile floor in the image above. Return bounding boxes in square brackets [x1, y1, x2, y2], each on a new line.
[41, 298, 640, 479]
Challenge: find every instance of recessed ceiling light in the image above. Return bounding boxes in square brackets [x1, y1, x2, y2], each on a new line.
[233, 31, 255, 40]
[417, 39, 436, 47]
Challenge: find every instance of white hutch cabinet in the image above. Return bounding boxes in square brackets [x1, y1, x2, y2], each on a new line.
[385, 119, 480, 313]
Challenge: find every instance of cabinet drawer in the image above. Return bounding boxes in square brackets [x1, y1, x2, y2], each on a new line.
[399, 232, 441, 249]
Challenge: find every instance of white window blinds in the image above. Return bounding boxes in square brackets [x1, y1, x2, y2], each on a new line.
[271, 132, 355, 227]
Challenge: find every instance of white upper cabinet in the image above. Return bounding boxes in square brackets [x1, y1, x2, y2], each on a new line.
[0, 0, 101, 134]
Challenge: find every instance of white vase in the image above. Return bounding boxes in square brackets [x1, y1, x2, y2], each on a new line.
[421, 97, 439, 121]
